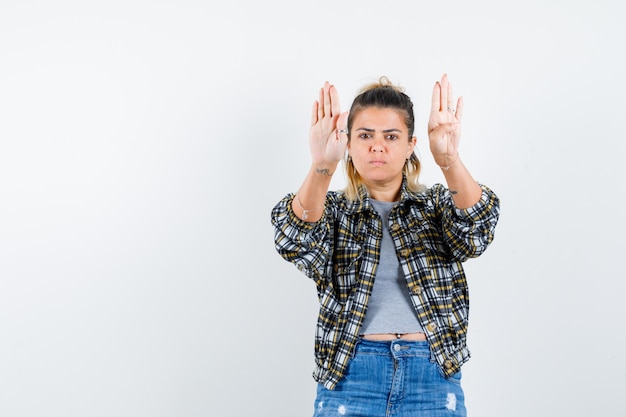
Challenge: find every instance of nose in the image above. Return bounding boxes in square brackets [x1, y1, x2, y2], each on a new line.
[371, 136, 384, 152]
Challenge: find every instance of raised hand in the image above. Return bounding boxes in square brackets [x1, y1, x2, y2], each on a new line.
[428, 74, 463, 169]
[309, 81, 349, 168]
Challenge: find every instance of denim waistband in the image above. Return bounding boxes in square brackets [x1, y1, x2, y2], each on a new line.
[355, 338, 431, 358]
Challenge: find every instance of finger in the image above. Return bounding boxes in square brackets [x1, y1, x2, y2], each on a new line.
[455, 96, 464, 121]
[317, 86, 324, 120]
[336, 111, 349, 140]
[323, 81, 332, 118]
[440, 74, 449, 112]
[447, 80, 454, 111]
[310, 101, 319, 127]
[329, 84, 341, 118]
[431, 81, 441, 114]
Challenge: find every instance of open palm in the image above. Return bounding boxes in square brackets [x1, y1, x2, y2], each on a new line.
[309, 82, 348, 166]
[428, 74, 463, 167]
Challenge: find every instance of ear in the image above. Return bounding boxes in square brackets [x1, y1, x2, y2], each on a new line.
[407, 136, 417, 157]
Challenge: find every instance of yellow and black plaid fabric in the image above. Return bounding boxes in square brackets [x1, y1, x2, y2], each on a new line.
[271, 179, 500, 390]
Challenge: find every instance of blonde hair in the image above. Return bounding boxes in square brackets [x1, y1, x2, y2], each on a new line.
[343, 77, 424, 200]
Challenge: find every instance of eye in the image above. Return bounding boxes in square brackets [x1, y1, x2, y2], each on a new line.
[358, 133, 372, 140]
[385, 134, 399, 141]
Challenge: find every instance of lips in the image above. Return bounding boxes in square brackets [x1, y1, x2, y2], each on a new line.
[370, 160, 386, 165]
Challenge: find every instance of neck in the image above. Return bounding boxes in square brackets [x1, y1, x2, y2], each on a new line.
[367, 183, 401, 202]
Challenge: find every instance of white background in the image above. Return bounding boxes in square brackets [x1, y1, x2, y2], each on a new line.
[1, 1, 624, 416]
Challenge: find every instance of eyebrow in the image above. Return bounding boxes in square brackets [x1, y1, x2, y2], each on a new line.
[355, 127, 403, 133]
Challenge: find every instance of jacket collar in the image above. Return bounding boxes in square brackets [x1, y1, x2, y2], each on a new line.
[343, 176, 428, 215]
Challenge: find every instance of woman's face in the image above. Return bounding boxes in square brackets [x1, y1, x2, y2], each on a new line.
[348, 107, 416, 189]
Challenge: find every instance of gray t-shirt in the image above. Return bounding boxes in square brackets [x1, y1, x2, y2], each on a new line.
[359, 199, 424, 335]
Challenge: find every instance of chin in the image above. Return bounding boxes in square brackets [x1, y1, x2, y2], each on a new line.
[358, 166, 403, 184]
[363, 174, 399, 185]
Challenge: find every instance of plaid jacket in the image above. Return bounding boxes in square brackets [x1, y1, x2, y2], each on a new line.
[271, 179, 500, 390]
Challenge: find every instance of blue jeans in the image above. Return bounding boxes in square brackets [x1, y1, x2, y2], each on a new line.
[313, 339, 466, 417]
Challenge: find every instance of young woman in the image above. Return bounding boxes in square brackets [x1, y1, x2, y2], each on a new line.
[271, 74, 500, 416]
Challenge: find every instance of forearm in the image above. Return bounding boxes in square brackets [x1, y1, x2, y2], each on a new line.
[439, 156, 482, 209]
[292, 163, 338, 222]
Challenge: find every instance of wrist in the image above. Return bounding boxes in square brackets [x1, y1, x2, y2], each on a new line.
[310, 162, 338, 177]
[295, 192, 324, 221]
[437, 154, 459, 171]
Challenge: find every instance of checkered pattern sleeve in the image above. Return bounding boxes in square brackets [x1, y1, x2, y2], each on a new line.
[271, 192, 333, 285]
[432, 183, 500, 261]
